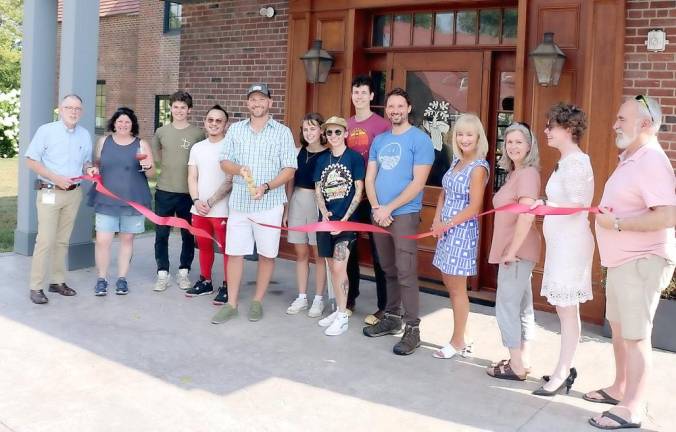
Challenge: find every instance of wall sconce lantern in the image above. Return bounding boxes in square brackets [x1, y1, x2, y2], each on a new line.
[529, 32, 566, 87]
[300, 40, 334, 84]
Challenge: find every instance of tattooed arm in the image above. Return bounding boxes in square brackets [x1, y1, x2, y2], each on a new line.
[341, 180, 363, 222]
[207, 174, 234, 207]
[314, 181, 332, 221]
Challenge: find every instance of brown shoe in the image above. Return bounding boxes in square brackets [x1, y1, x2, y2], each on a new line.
[48, 283, 77, 296]
[30, 289, 49, 304]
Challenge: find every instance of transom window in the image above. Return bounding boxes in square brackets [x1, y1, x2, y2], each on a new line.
[371, 8, 517, 48]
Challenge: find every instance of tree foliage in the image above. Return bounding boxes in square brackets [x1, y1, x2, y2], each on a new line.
[0, 0, 23, 91]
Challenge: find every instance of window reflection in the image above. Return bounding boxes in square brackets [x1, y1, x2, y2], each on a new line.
[405, 71, 469, 186]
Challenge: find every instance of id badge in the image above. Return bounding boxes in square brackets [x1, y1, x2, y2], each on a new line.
[41, 189, 56, 205]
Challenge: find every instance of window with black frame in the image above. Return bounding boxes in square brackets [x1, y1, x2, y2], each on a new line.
[163, 1, 182, 33]
[155, 95, 172, 130]
[95, 81, 106, 134]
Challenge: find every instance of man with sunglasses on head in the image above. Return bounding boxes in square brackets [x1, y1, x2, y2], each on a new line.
[24, 94, 93, 304]
[185, 105, 233, 305]
[212, 83, 297, 325]
[589, 96, 675, 430]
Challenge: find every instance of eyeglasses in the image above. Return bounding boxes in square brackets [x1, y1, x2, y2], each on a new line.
[62, 106, 82, 112]
[206, 118, 225, 124]
[325, 129, 343, 137]
[635, 95, 654, 123]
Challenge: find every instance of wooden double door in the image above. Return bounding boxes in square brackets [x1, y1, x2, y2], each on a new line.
[365, 50, 505, 289]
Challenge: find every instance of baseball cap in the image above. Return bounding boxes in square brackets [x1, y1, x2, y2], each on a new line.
[246, 83, 271, 98]
[321, 116, 348, 130]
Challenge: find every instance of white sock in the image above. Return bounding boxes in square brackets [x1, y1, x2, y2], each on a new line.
[298, 293, 307, 299]
[314, 295, 323, 301]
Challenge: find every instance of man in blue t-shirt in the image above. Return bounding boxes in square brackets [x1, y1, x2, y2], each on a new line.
[363, 88, 434, 355]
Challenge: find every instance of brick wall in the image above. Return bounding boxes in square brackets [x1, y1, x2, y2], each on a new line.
[135, 0, 181, 142]
[624, 0, 676, 166]
[97, 13, 139, 120]
[178, 0, 289, 125]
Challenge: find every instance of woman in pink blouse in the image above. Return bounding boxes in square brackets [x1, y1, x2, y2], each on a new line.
[486, 122, 542, 381]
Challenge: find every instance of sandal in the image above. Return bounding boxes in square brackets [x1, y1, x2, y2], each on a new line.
[432, 343, 471, 359]
[491, 359, 531, 375]
[583, 389, 620, 405]
[589, 410, 641, 430]
[364, 310, 384, 326]
[486, 361, 527, 381]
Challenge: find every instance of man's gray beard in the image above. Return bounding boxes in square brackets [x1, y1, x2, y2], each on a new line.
[615, 133, 631, 149]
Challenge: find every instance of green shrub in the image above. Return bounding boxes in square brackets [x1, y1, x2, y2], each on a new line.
[0, 89, 20, 158]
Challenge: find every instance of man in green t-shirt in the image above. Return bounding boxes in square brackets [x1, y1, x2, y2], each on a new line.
[151, 90, 205, 291]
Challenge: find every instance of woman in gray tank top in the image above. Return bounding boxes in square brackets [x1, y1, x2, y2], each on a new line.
[86, 107, 155, 296]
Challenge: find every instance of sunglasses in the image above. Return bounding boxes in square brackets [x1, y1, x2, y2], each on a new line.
[325, 129, 343, 137]
[635, 95, 654, 123]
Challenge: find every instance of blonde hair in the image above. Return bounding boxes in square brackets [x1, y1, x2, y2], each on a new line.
[451, 113, 488, 160]
[498, 123, 540, 173]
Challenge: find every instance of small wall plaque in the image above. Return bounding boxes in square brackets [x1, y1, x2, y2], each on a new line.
[645, 29, 669, 52]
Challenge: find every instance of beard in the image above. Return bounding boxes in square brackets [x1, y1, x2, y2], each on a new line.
[614, 122, 640, 149]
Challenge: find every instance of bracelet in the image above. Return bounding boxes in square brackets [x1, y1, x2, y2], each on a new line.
[192, 198, 199, 204]
[206, 198, 212, 207]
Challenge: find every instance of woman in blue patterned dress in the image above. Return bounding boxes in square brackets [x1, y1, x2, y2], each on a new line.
[431, 113, 490, 359]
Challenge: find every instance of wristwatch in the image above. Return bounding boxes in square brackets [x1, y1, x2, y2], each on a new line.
[263, 183, 270, 194]
[613, 218, 622, 232]
[192, 198, 199, 204]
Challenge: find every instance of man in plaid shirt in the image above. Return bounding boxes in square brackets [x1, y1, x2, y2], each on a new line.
[212, 83, 297, 324]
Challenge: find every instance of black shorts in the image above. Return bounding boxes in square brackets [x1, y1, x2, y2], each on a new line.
[316, 231, 357, 258]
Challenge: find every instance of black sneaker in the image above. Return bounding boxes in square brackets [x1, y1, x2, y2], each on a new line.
[213, 282, 228, 305]
[362, 313, 403, 337]
[185, 277, 214, 297]
[115, 278, 129, 295]
[393, 320, 421, 356]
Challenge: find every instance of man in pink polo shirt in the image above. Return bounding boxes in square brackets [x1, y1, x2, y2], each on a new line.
[588, 96, 675, 430]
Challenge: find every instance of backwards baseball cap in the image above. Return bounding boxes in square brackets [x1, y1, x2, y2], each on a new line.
[246, 83, 271, 98]
[321, 116, 348, 130]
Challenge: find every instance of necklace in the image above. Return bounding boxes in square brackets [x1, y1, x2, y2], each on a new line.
[305, 148, 320, 164]
[330, 148, 346, 165]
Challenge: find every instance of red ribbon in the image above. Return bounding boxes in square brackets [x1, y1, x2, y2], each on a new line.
[77, 174, 222, 248]
[250, 203, 601, 240]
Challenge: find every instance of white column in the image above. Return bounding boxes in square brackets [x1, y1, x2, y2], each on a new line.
[57, 0, 101, 269]
[14, 0, 58, 255]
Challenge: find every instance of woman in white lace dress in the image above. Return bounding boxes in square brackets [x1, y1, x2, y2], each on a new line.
[532, 104, 595, 396]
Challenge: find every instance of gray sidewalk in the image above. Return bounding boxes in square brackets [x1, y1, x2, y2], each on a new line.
[0, 234, 673, 432]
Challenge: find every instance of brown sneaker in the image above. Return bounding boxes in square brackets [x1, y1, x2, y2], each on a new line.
[393, 320, 420, 356]
[30, 289, 49, 304]
[48, 283, 77, 296]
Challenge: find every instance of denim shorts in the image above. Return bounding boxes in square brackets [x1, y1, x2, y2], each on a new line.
[95, 213, 145, 234]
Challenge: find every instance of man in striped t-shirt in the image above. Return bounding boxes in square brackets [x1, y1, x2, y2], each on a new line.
[212, 83, 297, 324]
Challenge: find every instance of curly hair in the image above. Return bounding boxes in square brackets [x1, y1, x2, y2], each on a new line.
[107, 107, 139, 136]
[546, 103, 588, 143]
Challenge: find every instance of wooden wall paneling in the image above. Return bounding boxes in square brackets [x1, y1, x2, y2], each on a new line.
[316, 72, 345, 118]
[576, 0, 625, 324]
[285, 12, 311, 128]
[513, 0, 528, 120]
[291, 0, 518, 13]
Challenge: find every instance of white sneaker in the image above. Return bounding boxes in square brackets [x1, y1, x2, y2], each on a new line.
[154, 271, 170, 292]
[318, 310, 338, 327]
[324, 312, 349, 336]
[176, 269, 191, 290]
[286, 296, 309, 315]
[307, 297, 325, 318]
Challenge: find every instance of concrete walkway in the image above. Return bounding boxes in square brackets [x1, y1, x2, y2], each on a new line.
[0, 235, 673, 432]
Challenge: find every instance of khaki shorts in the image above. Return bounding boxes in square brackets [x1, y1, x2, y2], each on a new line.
[225, 205, 284, 258]
[287, 188, 318, 245]
[606, 255, 675, 340]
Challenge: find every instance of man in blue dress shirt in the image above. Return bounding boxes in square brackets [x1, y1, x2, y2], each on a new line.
[24, 94, 93, 304]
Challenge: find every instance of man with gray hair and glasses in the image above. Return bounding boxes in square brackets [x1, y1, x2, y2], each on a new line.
[588, 95, 675, 430]
[24, 94, 93, 304]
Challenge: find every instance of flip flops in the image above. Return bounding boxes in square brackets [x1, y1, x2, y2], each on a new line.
[588, 410, 641, 430]
[583, 389, 620, 405]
